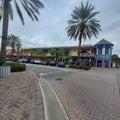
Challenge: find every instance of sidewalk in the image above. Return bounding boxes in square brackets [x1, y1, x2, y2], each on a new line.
[0, 71, 44, 120]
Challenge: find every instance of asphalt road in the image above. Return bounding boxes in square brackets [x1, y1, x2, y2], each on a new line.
[26, 64, 74, 80]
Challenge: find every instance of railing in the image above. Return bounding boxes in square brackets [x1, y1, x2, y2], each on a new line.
[80, 53, 95, 57]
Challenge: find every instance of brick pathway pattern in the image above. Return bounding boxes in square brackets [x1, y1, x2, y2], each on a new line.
[0, 71, 44, 120]
[49, 68, 120, 120]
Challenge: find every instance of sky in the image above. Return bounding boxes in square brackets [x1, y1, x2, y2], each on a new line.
[0, 0, 120, 56]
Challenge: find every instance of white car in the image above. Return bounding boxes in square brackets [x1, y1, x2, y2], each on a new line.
[34, 59, 42, 64]
[18, 58, 28, 63]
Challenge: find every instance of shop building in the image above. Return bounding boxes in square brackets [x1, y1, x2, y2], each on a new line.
[7, 39, 113, 68]
[95, 39, 113, 68]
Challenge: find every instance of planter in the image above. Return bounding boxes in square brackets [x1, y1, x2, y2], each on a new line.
[0, 66, 11, 78]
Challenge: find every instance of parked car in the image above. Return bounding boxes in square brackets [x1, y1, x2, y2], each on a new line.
[41, 60, 48, 65]
[18, 58, 28, 63]
[57, 61, 65, 67]
[49, 60, 56, 66]
[29, 59, 35, 64]
[5, 57, 10, 61]
[34, 59, 42, 64]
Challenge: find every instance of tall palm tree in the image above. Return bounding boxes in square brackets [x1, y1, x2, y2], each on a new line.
[0, 0, 44, 65]
[66, 1, 101, 64]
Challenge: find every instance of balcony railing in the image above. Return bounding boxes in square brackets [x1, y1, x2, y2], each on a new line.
[80, 53, 95, 57]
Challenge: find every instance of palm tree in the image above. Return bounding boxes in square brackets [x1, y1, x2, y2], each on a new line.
[58, 48, 64, 57]
[0, 0, 44, 65]
[15, 38, 21, 60]
[66, 1, 101, 64]
[7, 34, 21, 60]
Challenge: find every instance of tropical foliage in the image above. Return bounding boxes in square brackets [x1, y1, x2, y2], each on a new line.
[66, 1, 101, 64]
[0, 0, 44, 65]
[49, 48, 56, 56]
[112, 54, 120, 65]
[7, 34, 21, 60]
[69, 64, 90, 70]
[58, 48, 64, 57]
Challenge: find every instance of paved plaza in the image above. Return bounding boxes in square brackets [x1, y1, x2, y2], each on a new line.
[0, 67, 120, 120]
[0, 71, 44, 120]
[49, 68, 120, 120]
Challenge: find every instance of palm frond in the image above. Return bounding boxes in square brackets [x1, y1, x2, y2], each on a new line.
[66, 1, 101, 42]
[7, 0, 44, 25]
[9, 2, 13, 20]
[14, 0, 24, 25]
[29, 0, 44, 8]
[20, 1, 34, 21]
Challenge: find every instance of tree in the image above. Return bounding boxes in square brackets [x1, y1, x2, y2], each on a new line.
[49, 48, 56, 56]
[66, 1, 101, 64]
[112, 54, 120, 66]
[7, 34, 21, 60]
[0, 0, 44, 65]
[15, 38, 21, 60]
[58, 48, 64, 57]
[30, 49, 36, 56]
[36, 49, 43, 56]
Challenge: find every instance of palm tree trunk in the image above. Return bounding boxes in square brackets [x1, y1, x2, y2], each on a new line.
[12, 49, 14, 61]
[16, 47, 19, 61]
[0, 0, 10, 65]
[76, 31, 83, 65]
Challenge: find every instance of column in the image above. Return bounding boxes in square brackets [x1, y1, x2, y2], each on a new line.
[95, 59, 98, 67]
[96, 48, 98, 55]
[102, 59, 104, 68]
[108, 59, 111, 68]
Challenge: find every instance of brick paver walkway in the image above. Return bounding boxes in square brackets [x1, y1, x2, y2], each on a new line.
[49, 68, 120, 120]
[0, 71, 44, 120]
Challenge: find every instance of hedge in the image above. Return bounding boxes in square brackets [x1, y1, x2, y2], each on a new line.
[69, 65, 90, 70]
[3, 62, 26, 72]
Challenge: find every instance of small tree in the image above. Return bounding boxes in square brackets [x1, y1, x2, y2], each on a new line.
[112, 54, 120, 66]
[36, 49, 43, 56]
[7, 34, 21, 60]
[49, 48, 56, 56]
[15, 38, 21, 60]
[58, 48, 64, 57]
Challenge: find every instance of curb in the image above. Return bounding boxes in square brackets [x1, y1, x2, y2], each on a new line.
[117, 73, 120, 95]
[37, 75, 69, 120]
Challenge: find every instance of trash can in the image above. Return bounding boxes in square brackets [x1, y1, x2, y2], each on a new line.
[0, 66, 11, 78]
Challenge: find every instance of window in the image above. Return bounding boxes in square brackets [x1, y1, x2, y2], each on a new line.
[105, 48, 109, 55]
[98, 48, 102, 55]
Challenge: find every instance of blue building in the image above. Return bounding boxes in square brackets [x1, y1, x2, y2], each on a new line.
[95, 39, 113, 68]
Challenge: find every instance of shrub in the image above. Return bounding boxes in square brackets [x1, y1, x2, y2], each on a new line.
[69, 65, 90, 70]
[3, 62, 26, 72]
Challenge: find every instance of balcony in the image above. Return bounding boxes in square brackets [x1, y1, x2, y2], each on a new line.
[80, 53, 95, 57]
